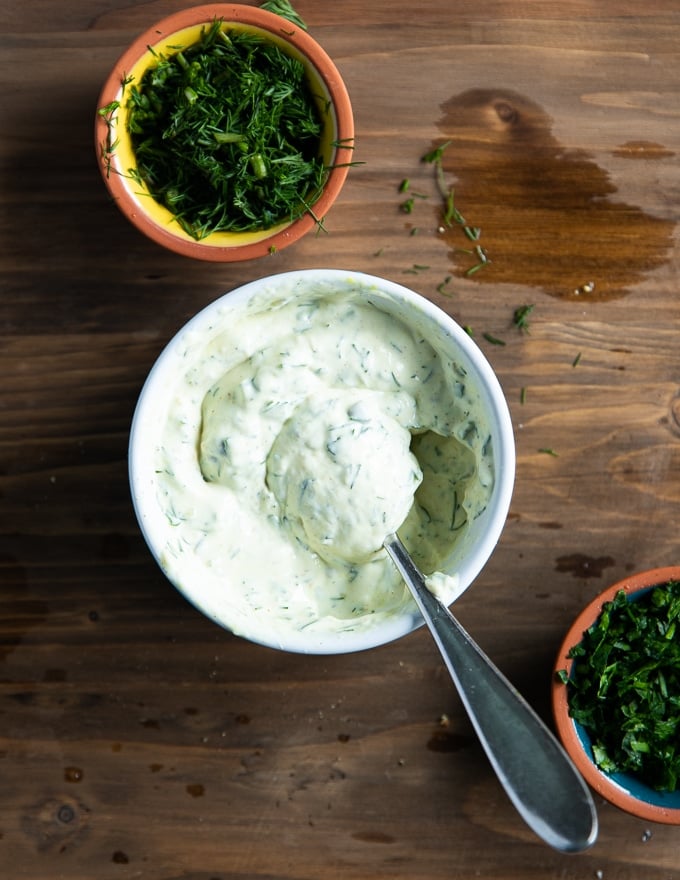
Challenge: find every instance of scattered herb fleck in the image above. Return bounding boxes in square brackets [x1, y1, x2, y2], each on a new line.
[572, 352, 582, 367]
[422, 141, 490, 276]
[421, 141, 452, 164]
[538, 447, 558, 456]
[436, 275, 453, 294]
[559, 582, 680, 791]
[403, 263, 430, 275]
[482, 332, 506, 346]
[520, 387, 527, 404]
[513, 304, 534, 333]
[260, 0, 308, 29]
[399, 178, 410, 193]
[399, 191, 427, 215]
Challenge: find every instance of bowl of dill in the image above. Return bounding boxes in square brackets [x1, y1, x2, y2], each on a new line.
[95, 3, 354, 261]
[552, 567, 680, 824]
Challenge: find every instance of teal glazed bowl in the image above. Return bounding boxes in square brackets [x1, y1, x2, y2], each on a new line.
[552, 566, 680, 824]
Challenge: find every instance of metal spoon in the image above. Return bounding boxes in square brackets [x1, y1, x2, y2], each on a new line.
[384, 533, 598, 853]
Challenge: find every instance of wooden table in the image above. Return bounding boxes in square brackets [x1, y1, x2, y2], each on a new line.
[2, 0, 679, 876]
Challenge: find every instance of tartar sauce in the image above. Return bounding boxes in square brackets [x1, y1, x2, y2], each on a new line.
[152, 281, 494, 646]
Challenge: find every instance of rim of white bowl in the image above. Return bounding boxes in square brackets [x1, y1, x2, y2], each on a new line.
[129, 269, 516, 654]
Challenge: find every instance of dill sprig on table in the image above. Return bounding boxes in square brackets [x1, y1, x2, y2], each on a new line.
[125, 20, 327, 239]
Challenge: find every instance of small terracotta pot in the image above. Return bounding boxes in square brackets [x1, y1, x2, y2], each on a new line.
[552, 566, 680, 824]
[94, 4, 354, 261]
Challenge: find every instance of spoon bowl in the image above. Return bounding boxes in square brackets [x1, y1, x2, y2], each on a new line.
[384, 533, 598, 852]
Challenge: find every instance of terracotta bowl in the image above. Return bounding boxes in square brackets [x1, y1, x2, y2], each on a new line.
[94, 4, 353, 260]
[552, 566, 680, 824]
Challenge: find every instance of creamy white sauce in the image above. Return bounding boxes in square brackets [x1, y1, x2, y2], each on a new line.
[152, 282, 494, 646]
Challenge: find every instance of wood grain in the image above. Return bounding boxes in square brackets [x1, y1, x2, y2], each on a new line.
[1, 0, 680, 876]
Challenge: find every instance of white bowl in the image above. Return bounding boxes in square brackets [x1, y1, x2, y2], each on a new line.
[129, 269, 515, 653]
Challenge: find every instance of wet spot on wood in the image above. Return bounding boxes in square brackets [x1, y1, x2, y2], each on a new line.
[433, 88, 675, 300]
[140, 718, 160, 729]
[614, 140, 675, 159]
[338, 733, 351, 743]
[352, 830, 395, 844]
[555, 553, 615, 578]
[111, 742, 122, 752]
[112, 851, 129, 864]
[186, 783, 205, 798]
[234, 713, 251, 724]
[42, 668, 67, 682]
[64, 767, 83, 783]
[538, 521, 563, 530]
[149, 763, 163, 773]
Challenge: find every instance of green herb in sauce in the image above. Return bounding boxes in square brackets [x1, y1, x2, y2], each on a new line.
[153, 284, 495, 643]
[558, 582, 680, 791]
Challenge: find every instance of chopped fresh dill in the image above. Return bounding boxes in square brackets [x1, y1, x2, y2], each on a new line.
[260, 0, 308, 29]
[421, 140, 490, 277]
[98, 100, 121, 177]
[483, 332, 505, 346]
[421, 140, 452, 164]
[125, 20, 328, 238]
[538, 447, 558, 456]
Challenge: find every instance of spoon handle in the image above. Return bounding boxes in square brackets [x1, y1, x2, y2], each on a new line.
[384, 534, 598, 853]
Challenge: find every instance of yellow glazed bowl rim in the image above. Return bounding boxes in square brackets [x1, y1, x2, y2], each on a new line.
[94, 4, 354, 261]
[552, 566, 680, 825]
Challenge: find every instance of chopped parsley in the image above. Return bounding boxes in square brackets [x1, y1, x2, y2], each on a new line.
[558, 582, 680, 791]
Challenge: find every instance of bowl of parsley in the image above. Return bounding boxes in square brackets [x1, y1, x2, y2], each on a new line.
[552, 567, 680, 824]
[95, 3, 354, 261]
